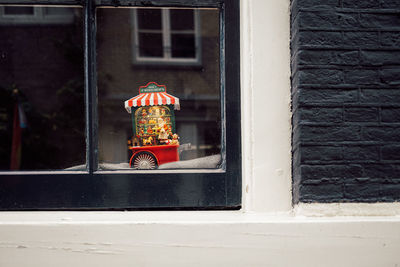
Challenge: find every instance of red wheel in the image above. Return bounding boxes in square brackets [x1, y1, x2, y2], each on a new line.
[131, 152, 158, 170]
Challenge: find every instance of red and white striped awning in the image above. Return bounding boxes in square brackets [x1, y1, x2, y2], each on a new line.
[124, 82, 180, 113]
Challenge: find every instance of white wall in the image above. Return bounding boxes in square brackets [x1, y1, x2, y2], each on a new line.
[1, 1, 400, 266]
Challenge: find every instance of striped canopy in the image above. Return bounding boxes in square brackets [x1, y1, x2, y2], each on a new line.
[124, 82, 180, 113]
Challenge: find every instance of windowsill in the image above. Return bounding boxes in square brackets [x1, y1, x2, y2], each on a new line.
[1, 208, 400, 225]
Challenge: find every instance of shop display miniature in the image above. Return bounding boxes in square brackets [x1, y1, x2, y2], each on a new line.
[124, 82, 181, 169]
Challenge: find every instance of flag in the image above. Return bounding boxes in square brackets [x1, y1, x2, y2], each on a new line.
[10, 102, 27, 170]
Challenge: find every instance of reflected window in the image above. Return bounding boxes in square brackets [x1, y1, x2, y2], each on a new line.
[132, 8, 201, 65]
[0, 6, 75, 24]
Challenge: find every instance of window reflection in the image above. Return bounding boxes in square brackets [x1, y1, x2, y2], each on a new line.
[0, 6, 84, 170]
[97, 7, 221, 170]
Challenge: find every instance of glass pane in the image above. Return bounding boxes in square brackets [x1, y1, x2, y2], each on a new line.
[0, 6, 84, 171]
[4, 6, 34, 15]
[170, 9, 194, 30]
[137, 9, 162, 30]
[97, 7, 221, 170]
[138, 33, 163, 57]
[171, 33, 195, 58]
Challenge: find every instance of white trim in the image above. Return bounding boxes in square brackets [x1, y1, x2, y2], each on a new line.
[241, 0, 292, 212]
[295, 203, 400, 217]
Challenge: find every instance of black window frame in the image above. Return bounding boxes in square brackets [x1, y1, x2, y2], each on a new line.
[0, 0, 241, 211]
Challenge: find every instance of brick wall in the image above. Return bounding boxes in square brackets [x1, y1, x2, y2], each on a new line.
[291, 0, 400, 202]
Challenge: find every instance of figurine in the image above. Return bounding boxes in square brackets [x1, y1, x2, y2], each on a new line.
[158, 127, 169, 144]
[170, 134, 179, 145]
[143, 136, 153, 146]
[141, 109, 147, 116]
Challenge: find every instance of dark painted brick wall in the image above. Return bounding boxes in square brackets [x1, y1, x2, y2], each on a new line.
[291, 0, 400, 203]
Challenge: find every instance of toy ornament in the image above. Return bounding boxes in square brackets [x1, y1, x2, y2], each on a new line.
[124, 82, 181, 169]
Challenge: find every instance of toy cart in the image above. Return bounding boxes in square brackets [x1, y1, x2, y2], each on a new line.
[124, 82, 180, 169]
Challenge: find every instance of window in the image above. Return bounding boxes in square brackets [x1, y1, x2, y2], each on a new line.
[0, 0, 240, 210]
[132, 8, 201, 65]
[0, 6, 75, 24]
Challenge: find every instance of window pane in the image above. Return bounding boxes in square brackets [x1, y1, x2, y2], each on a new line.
[170, 9, 194, 30]
[4, 6, 34, 15]
[171, 33, 196, 58]
[97, 7, 221, 170]
[0, 6, 84, 171]
[137, 9, 162, 30]
[138, 33, 163, 57]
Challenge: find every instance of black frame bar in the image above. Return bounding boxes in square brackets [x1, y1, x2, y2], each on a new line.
[0, 0, 241, 210]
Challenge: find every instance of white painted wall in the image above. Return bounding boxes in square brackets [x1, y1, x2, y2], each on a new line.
[1, 1, 400, 266]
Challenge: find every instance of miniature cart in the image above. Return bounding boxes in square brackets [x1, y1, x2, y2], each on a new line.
[124, 82, 180, 169]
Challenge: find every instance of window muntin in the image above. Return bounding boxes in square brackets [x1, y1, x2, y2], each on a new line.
[132, 8, 201, 65]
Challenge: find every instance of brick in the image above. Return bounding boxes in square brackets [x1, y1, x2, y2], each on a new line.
[298, 50, 359, 65]
[299, 107, 343, 123]
[301, 125, 361, 141]
[360, 51, 400, 66]
[360, 89, 400, 103]
[302, 164, 362, 179]
[380, 68, 400, 85]
[343, 146, 380, 160]
[344, 182, 381, 200]
[299, 183, 344, 201]
[299, 11, 359, 29]
[382, 145, 400, 160]
[344, 107, 379, 122]
[381, 108, 400, 122]
[343, 31, 379, 46]
[342, 0, 381, 9]
[381, 32, 400, 47]
[296, 0, 339, 8]
[364, 164, 400, 178]
[299, 89, 358, 104]
[381, 0, 400, 8]
[298, 31, 342, 46]
[363, 126, 400, 141]
[344, 69, 379, 84]
[360, 13, 400, 28]
[381, 184, 400, 201]
[301, 146, 343, 162]
[297, 69, 343, 84]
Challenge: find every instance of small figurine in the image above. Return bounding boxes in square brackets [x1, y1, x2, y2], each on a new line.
[147, 127, 153, 134]
[158, 127, 169, 143]
[161, 109, 166, 115]
[143, 136, 153, 146]
[148, 107, 153, 115]
[141, 108, 147, 116]
[170, 134, 179, 145]
[139, 127, 144, 136]
[148, 119, 157, 124]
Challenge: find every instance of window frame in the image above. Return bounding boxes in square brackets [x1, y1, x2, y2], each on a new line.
[131, 8, 202, 66]
[0, 0, 241, 211]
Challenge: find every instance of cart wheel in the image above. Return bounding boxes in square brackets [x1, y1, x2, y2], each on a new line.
[132, 152, 158, 170]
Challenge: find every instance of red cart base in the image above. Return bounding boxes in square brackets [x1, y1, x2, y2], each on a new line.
[129, 144, 179, 169]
